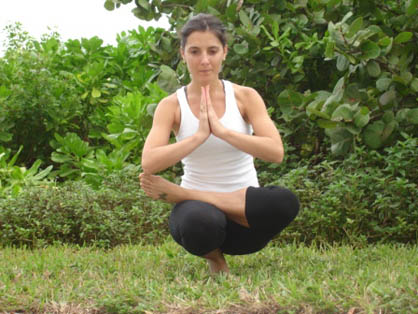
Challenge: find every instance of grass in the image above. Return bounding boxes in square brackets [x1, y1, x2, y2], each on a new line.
[0, 239, 417, 313]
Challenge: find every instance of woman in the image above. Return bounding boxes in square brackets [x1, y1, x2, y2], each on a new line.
[139, 13, 299, 274]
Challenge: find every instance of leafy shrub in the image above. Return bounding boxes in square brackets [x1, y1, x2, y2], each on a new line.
[109, 0, 418, 158]
[0, 145, 52, 197]
[1, 136, 416, 248]
[0, 168, 171, 248]
[0, 24, 166, 167]
[102, 83, 167, 164]
[273, 135, 417, 245]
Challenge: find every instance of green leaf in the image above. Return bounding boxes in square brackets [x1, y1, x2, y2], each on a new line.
[157, 65, 179, 93]
[407, 108, 418, 124]
[233, 41, 249, 55]
[366, 61, 381, 77]
[51, 152, 72, 163]
[317, 119, 338, 128]
[396, 109, 410, 122]
[327, 128, 353, 155]
[336, 55, 349, 71]
[378, 37, 391, 47]
[354, 107, 370, 128]
[58, 168, 79, 178]
[0, 132, 12, 142]
[401, 71, 413, 84]
[239, 10, 251, 28]
[33, 165, 53, 181]
[25, 159, 41, 177]
[363, 121, 385, 149]
[104, 1, 115, 11]
[325, 41, 335, 59]
[341, 12, 353, 24]
[345, 84, 361, 100]
[382, 120, 397, 141]
[382, 111, 395, 124]
[147, 103, 158, 116]
[411, 78, 418, 92]
[91, 88, 101, 98]
[324, 77, 345, 112]
[376, 78, 392, 92]
[406, 0, 418, 16]
[331, 104, 354, 122]
[277, 90, 303, 107]
[328, 22, 345, 46]
[136, 0, 151, 10]
[347, 17, 363, 38]
[379, 90, 396, 106]
[394, 32, 413, 44]
[360, 41, 380, 60]
[8, 146, 22, 167]
[294, 0, 308, 8]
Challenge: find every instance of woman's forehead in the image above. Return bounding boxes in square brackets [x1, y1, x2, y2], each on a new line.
[185, 31, 224, 48]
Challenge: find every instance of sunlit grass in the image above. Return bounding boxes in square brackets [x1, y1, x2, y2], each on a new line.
[0, 239, 417, 313]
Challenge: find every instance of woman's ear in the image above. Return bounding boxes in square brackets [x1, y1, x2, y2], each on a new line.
[180, 48, 185, 60]
[223, 45, 228, 61]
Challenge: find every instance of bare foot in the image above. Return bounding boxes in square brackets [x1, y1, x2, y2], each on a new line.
[139, 173, 249, 228]
[139, 173, 185, 203]
[204, 249, 230, 274]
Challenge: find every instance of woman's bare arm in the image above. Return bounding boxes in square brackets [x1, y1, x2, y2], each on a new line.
[207, 85, 284, 163]
[141, 90, 210, 174]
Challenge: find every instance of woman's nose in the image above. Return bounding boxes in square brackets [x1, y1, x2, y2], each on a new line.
[201, 52, 209, 64]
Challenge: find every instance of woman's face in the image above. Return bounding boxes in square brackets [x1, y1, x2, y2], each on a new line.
[181, 30, 227, 85]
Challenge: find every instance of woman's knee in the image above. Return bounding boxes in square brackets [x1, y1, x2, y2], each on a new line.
[245, 186, 299, 230]
[169, 201, 227, 256]
[275, 186, 299, 221]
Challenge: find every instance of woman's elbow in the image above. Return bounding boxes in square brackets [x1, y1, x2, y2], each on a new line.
[272, 147, 284, 164]
[141, 157, 155, 175]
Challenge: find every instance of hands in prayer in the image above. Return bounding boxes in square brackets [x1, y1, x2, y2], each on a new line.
[198, 85, 227, 140]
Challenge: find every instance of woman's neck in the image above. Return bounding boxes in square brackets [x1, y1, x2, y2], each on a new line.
[187, 79, 224, 97]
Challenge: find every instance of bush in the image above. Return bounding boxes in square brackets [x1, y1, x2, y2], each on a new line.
[0, 168, 171, 248]
[1, 137, 416, 248]
[0, 24, 166, 167]
[273, 135, 418, 245]
[109, 0, 418, 158]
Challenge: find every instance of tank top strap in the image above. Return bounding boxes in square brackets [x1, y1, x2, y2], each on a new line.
[176, 86, 195, 119]
[176, 86, 197, 140]
[223, 80, 235, 114]
[222, 80, 249, 127]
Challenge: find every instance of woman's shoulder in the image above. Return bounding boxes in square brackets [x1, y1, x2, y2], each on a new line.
[156, 92, 179, 111]
[153, 92, 181, 129]
[230, 81, 263, 104]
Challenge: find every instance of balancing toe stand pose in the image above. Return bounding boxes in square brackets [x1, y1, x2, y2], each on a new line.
[139, 13, 299, 274]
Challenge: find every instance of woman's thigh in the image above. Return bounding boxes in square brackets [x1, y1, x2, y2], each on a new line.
[222, 185, 299, 255]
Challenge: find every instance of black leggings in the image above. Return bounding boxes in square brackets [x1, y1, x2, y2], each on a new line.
[169, 186, 299, 256]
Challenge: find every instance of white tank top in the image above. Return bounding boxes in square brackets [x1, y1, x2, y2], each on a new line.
[175, 80, 259, 192]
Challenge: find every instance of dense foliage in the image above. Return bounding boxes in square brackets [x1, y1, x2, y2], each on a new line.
[1, 136, 416, 248]
[106, 0, 418, 156]
[0, 167, 171, 248]
[0, 0, 417, 246]
[0, 24, 168, 193]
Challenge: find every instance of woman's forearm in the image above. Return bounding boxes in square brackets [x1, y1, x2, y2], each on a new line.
[220, 129, 284, 163]
[141, 134, 206, 174]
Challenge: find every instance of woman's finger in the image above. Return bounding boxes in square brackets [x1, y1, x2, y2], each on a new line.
[200, 86, 207, 114]
[205, 85, 211, 106]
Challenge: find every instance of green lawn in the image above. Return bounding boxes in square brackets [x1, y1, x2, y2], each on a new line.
[0, 240, 417, 313]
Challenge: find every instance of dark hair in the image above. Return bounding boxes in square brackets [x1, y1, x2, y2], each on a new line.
[180, 13, 227, 49]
